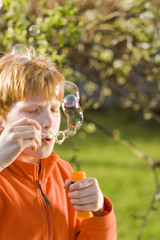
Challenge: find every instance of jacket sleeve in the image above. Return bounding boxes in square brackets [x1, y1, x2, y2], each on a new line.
[75, 196, 117, 240]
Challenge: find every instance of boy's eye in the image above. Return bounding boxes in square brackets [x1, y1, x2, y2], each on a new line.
[28, 109, 39, 114]
[51, 108, 59, 113]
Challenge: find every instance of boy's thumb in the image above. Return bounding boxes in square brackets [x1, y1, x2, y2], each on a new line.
[64, 179, 71, 189]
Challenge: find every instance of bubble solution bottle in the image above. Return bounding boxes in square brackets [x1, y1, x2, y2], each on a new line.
[71, 171, 94, 219]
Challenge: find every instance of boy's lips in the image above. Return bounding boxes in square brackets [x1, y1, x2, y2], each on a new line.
[41, 133, 55, 145]
[41, 137, 53, 145]
[42, 136, 52, 140]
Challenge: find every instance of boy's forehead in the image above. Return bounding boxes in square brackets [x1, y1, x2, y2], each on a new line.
[14, 98, 60, 108]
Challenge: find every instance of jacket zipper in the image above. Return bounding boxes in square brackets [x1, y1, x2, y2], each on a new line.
[38, 181, 52, 240]
[39, 183, 51, 205]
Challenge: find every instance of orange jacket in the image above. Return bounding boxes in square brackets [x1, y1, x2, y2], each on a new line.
[0, 151, 117, 240]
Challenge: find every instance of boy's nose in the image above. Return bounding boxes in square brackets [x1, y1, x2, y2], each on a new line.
[40, 111, 53, 129]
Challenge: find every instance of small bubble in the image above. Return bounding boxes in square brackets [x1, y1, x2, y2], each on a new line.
[69, 130, 77, 136]
[11, 44, 28, 55]
[55, 131, 65, 145]
[11, 44, 31, 64]
[29, 25, 40, 36]
[63, 95, 78, 108]
[0, 0, 3, 9]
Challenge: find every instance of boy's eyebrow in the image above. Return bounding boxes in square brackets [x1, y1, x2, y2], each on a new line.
[25, 103, 44, 107]
[22, 101, 60, 108]
[20, 103, 44, 108]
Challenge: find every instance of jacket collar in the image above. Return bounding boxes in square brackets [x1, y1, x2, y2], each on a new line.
[8, 151, 59, 183]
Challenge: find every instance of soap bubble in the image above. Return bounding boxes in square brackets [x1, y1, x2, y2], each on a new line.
[56, 80, 79, 98]
[62, 102, 83, 130]
[11, 44, 29, 55]
[11, 44, 31, 64]
[29, 25, 40, 36]
[55, 80, 83, 144]
[41, 81, 83, 145]
[63, 95, 79, 108]
[0, 0, 3, 9]
[55, 131, 66, 145]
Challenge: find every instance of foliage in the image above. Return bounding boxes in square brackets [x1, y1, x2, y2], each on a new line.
[0, 0, 84, 68]
[1, 0, 160, 123]
[70, 0, 160, 123]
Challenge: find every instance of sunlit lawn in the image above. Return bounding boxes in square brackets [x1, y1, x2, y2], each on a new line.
[54, 109, 160, 240]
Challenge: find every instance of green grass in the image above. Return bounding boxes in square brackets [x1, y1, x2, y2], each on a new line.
[54, 109, 160, 240]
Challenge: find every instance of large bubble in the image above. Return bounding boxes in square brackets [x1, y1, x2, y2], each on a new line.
[58, 80, 83, 134]
[41, 81, 83, 144]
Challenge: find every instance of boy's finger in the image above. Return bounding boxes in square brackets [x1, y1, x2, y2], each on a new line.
[11, 117, 42, 130]
[69, 177, 97, 192]
[64, 179, 72, 189]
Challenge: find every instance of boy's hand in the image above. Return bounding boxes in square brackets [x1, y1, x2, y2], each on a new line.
[64, 177, 104, 216]
[0, 117, 42, 171]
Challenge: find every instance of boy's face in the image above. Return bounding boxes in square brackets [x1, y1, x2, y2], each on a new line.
[2, 95, 61, 163]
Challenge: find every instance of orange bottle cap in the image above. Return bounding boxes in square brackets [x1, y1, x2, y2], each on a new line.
[71, 171, 86, 182]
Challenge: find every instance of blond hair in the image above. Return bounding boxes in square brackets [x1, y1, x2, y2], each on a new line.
[0, 48, 64, 120]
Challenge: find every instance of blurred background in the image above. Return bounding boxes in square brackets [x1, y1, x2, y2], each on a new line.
[0, 0, 160, 239]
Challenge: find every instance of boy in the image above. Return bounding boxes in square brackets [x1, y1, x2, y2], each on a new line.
[0, 49, 117, 239]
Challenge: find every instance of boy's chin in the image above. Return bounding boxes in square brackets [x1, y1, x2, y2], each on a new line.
[24, 146, 54, 159]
